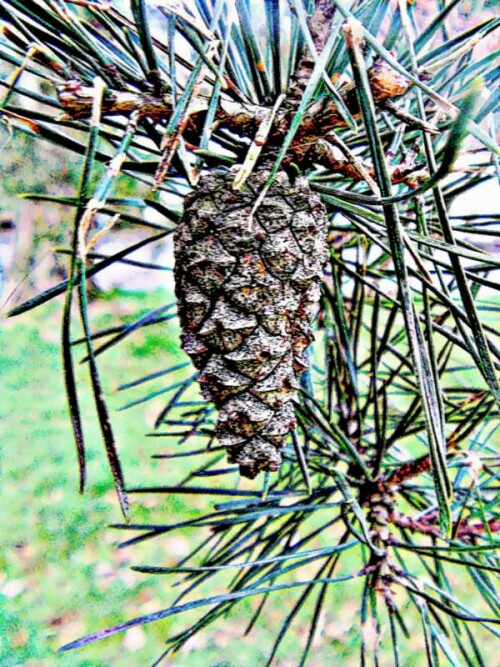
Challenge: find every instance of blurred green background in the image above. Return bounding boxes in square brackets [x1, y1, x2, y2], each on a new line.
[1, 291, 378, 667]
[2, 290, 498, 666]
[1, 141, 498, 666]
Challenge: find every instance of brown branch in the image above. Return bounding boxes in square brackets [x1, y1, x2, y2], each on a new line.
[292, 0, 337, 89]
[385, 454, 433, 487]
[308, 0, 337, 53]
[381, 99, 439, 134]
[310, 140, 427, 189]
[385, 391, 489, 488]
[280, 58, 415, 167]
[57, 81, 174, 120]
[390, 510, 500, 540]
[57, 58, 414, 168]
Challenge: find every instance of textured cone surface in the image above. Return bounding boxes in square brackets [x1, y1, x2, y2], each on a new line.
[174, 168, 328, 478]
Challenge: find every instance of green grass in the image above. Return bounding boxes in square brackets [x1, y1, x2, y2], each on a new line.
[0, 292, 243, 665]
[1, 291, 497, 667]
[1, 292, 344, 667]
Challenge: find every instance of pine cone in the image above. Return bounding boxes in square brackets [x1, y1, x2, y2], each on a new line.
[174, 168, 328, 478]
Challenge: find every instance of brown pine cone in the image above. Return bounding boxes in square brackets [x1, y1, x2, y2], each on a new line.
[174, 167, 328, 478]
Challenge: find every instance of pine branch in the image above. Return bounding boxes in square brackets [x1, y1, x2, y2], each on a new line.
[57, 59, 415, 170]
[390, 511, 500, 540]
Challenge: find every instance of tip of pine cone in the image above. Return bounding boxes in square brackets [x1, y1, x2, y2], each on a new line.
[239, 459, 281, 479]
[239, 463, 260, 479]
[235, 440, 282, 479]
